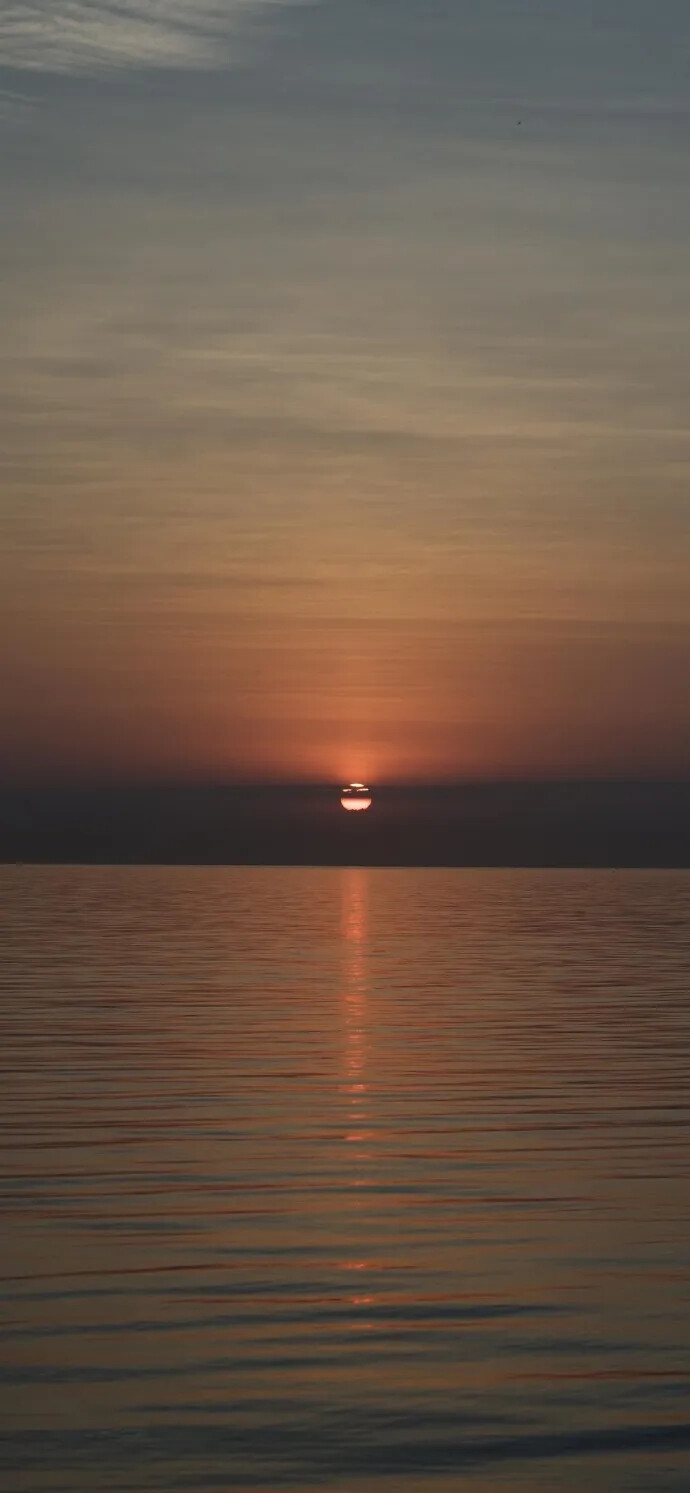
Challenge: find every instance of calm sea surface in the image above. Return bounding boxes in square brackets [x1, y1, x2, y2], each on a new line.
[1, 866, 689, 1493]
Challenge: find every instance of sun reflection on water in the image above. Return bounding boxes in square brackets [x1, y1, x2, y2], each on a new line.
[340, 869, 381, 1325]
[341, 867, 369, 1109]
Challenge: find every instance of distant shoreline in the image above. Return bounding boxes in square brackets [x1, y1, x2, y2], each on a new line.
[1, 781, 688, 869]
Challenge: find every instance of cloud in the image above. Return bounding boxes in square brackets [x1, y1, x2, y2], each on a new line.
[0, 0, 302, 75]
[0, 85, 36, 121]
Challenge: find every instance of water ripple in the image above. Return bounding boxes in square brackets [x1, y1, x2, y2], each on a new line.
[1, 866, 690, 1492]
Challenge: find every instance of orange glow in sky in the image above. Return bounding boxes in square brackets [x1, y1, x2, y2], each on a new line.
[2, 0, 690, 787]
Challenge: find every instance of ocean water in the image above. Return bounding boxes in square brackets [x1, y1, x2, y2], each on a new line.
[1, 865, 689, 1493]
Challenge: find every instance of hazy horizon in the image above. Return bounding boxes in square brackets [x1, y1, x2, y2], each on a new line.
[2, 778, 689, 867]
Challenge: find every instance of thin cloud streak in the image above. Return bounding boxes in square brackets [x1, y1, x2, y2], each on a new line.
[0, 0, 305, 74]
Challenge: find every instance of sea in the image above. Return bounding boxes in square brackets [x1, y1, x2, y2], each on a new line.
[1, 865, 689, 1492]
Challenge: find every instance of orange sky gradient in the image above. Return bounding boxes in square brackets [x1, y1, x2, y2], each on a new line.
[1, 1, 689, 783]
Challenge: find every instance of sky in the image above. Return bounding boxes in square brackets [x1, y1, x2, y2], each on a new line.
[1, 0, 689, 784]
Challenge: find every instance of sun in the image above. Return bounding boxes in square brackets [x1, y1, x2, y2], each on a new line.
[340, 782, 372, 812]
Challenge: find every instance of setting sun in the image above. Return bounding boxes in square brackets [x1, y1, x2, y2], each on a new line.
[340, 783, 372, 812]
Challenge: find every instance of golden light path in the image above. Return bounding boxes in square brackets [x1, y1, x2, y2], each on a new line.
[340, 782, 372, 811]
